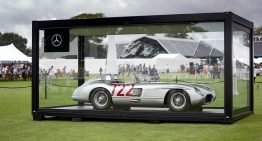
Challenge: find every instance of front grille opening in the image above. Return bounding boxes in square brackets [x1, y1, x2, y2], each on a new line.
[205, 94, 213, 103]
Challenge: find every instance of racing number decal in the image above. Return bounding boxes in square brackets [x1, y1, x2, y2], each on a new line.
[125, 84, 134, 96]
[117, 84, 125, 96]
[111, 84, 134, 96]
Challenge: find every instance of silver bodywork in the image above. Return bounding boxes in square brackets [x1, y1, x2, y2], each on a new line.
[72, 74, 216, 108]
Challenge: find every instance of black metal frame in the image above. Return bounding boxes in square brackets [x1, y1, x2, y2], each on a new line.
[32, 12, 253, 123]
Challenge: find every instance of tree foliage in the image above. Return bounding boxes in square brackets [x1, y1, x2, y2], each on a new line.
[165, 24, 207, 39]
[70, 13, 104, 20]
[71, 13, 107, 58]
[0, 32, 31, 56]
[254, 26, 262, 35]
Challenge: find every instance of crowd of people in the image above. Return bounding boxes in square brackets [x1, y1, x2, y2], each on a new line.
[36, 60, 248, 83]
[117, 63, 159, 82]
[180, 62, 224, 79]
[115, 62, 224, 82]
[0, 63, 32, 80]
[40, 66, 80, 83]
[2, 59, 259, 83]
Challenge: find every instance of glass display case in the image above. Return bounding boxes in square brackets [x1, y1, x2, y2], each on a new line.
[32, 12, 253, 123]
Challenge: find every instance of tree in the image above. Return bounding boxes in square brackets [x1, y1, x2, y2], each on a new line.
[165, 24, 207, 39]
[71, 13, 107, 58]
[70, 13, 104, 19]
[254, 26, 262, 35]
[0, 32, 31, 56]
[25, 48, 32, 57]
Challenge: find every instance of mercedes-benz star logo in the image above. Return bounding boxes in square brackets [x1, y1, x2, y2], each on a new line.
[51, 34, 62, 47]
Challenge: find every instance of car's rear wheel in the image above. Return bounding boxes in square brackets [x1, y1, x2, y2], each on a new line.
[90, 88, 112, 110]
[167, 90, 190, 112]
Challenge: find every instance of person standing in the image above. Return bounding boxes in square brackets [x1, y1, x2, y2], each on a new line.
[99, 67, 103, 76]
[62, 66, 66, 77]
[0, 65, 2, 78]
[254, 66, 257, 83]
[4, 66, 9, 74]
[149, 65, 159, 81]
[48, 66, 55, 83]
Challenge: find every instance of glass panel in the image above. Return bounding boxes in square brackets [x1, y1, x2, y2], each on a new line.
[39, 22, 225, 113]
[232, 27, 250, 109]
[84, 36, 108, 80]
[70, 22, 224, 113]
[39, 30, 79, 107]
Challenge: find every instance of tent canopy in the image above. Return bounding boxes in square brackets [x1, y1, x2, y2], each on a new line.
[153, 54, 190, 72]
[153, 53, 187, 59]
[254, 58, 262, 63]
[0, 44, 30, 61]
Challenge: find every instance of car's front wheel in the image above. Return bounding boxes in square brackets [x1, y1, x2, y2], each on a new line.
[90, 88, 112, 110]
[167, 90, 190, 112]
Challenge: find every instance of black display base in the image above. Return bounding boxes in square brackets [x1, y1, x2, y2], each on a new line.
[189, 106, 203, 112]
[33, 105, 233, 123]
[72, 117, 83, 122]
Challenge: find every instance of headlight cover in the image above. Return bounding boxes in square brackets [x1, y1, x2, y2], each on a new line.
[194, 88, 204, 96]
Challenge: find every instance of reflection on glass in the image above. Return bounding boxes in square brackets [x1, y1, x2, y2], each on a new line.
[39, 22, 226, 111]
[77, 22, 225, 111]
[39, 31, 79, 107]
[232, 28, 250, 109]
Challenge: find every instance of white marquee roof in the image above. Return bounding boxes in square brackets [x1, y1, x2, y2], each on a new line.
[153, 53, 186, 59]
[0, 44, 30, 61]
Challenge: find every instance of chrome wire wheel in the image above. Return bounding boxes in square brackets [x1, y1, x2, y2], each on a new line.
[91, 88, 112, 110]
[167, 90, 190, 112]
[170, 92, 186, 110]
[93, 91, 109, 108]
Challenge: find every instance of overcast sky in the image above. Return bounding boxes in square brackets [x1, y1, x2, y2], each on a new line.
[0, 0, 261, 47]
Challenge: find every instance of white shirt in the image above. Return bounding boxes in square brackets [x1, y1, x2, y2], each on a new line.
[254, 69, 257, 77]
[49, 68, 54, 76]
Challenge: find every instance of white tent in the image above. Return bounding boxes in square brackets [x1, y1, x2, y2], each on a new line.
[0, 44, 30, 61]
[254, 58, 262, 64]
[153, 54, 187, 72]
[153, 54, 200, 72]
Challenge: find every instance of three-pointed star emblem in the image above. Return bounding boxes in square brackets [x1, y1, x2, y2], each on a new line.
[51, 34, 62, 47]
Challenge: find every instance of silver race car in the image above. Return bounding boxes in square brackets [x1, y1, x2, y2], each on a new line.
[72, 74, 216, 112]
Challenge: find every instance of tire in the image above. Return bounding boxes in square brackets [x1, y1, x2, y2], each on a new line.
[90, 88, 112, 110]
[167, 90, 190, 112]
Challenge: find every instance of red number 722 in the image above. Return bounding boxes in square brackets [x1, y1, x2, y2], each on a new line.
[111, 84, 134, 96]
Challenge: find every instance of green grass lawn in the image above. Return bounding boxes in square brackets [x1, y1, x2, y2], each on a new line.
[0, 77, 262, 141]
